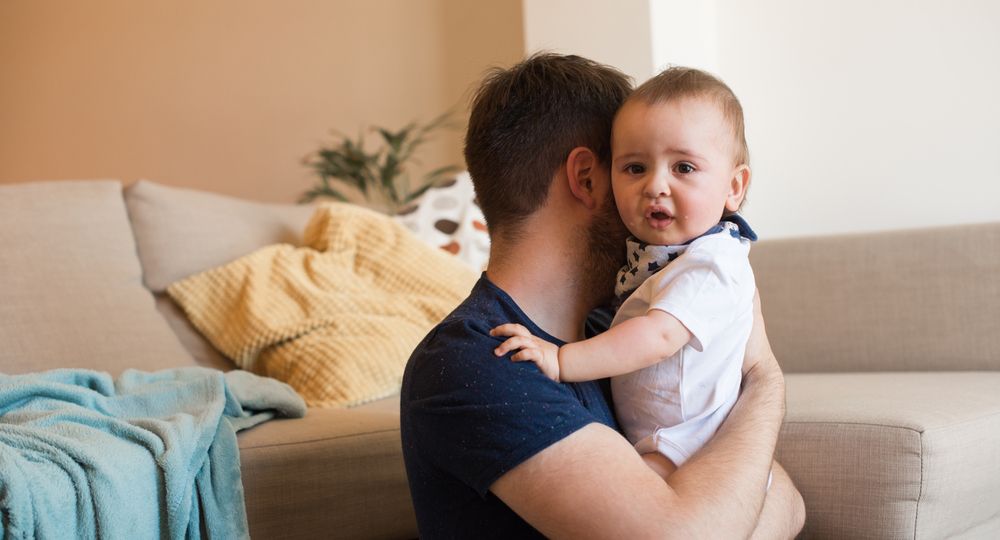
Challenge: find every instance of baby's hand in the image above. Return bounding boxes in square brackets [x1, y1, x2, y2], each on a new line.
[490, 323, 561, 382]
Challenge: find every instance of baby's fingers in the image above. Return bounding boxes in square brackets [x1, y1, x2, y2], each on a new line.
[490, 323, 531, 339]
[511, 349, 541, 363]
[494, 336, 534, 356]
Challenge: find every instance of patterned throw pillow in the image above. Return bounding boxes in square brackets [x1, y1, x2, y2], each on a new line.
[394, 172, 490, 271]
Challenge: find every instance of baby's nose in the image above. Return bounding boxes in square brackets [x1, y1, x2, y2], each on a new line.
[644, 175, 671, 198]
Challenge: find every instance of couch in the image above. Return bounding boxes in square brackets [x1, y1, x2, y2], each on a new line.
[1, 179, 997, 539]
[753, 224, 1000, 538]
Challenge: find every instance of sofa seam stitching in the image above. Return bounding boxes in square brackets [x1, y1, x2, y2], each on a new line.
[913, 430, 924, 540]
[785, 408, 1000, 432]
[783, 420, 925, 433]
[239, 427, 399, 450]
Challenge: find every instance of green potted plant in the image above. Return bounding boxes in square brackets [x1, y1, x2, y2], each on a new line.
[301, 111, 462, 214]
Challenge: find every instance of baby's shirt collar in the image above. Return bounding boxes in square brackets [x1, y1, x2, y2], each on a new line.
[614, 215, 757, 301]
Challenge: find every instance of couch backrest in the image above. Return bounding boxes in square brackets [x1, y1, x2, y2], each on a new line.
[750, 222, 1000, 373]
[123, 180, 315, 369]
[0, 180, 196, 374]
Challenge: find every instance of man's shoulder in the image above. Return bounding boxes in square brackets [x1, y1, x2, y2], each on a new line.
[405, 316, 494, 386]
[406, 279, 506, 365]
[417, 307, 495, 354]
[402, 277, 533, 398]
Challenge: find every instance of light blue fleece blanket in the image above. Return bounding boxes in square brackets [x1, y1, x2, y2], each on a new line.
[0, 367, 306, 539]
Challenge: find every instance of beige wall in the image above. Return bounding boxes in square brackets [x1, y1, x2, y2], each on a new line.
[0, 0, 523, 203]
[715, 0, 1000, 238]
[9, 1, 993, 238]
[519, 0, 1000, 238]
[522, 0, 652, 83]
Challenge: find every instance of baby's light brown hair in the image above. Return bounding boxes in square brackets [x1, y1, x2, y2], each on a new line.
[626, 66, 749, 168]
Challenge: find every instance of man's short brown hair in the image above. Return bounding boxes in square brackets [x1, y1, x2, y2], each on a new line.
[464, 53, 632, 238]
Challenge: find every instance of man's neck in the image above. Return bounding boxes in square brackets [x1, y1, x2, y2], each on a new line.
[486, 234, 597, 344]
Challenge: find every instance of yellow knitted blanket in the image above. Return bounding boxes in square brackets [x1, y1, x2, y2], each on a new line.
[167, 202, 479, 408]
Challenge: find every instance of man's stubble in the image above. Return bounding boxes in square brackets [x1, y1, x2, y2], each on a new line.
[578, 187, 629, 308]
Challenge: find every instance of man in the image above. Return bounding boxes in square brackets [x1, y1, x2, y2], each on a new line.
[400, 53, 805, 538]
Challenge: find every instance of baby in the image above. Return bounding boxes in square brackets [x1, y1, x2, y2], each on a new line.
[491, 66, 756, 478]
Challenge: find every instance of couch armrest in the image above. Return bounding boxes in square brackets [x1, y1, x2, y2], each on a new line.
[750, 222, 1000, 373]
[779, 372, 1000, 538]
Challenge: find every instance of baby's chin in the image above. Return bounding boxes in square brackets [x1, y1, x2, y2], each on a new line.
[630, 232, 677, 247]
[627, 225, 692, 247]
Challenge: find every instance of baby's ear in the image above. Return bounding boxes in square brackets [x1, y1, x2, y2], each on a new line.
[725, 165, 751, 212]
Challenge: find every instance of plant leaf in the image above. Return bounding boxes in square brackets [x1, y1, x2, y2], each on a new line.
[299, 184, 350, 204]
[423, 164, 463, 184]
[302, 108, 461, 213]
[404, 181, 435, 203]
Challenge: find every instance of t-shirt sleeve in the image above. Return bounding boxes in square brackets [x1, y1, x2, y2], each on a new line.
[646, 238, 755, 352]
[403, 318, 608, 497]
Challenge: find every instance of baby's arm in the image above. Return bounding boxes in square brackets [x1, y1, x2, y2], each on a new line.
[491, 309, 692, 382]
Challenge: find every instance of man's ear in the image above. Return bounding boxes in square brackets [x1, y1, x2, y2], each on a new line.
[565, 147, 599, 210]
[725, 165, 751, 213]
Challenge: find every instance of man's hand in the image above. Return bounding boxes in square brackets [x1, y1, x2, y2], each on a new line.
[490, 323, 561, 382]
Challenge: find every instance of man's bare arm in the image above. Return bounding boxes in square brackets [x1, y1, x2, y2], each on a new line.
[490, 292, 792, 537]
[491, 423, 700, 538]
[751, 462, 806, 540]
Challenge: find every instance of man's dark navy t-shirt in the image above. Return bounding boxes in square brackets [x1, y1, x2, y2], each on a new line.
[400, 276, 618, 538]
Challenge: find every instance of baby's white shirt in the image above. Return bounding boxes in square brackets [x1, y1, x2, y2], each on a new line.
[610, 221, 755, 466]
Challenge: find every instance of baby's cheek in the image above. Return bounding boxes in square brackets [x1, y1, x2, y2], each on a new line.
[623, 216, 644, 238]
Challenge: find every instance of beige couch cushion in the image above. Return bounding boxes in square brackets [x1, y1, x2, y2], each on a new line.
[238, 396, 416, 539]
[0, 180, 194, 374]
[779, 372, 1000, 539]
[123, 180, 315, 367]
[124, 180, 315, 294]
[752, 222, 1000, 373]
[154, 294, 235, 372]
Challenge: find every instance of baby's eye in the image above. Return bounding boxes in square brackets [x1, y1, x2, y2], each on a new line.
[674, 162, 696, 174]
[624, 163, 646, 175]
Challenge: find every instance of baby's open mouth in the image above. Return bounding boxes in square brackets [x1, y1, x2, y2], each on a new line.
[645, 207, 674, 229]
